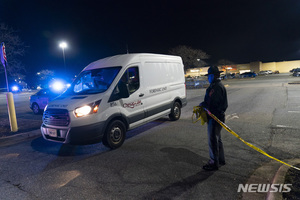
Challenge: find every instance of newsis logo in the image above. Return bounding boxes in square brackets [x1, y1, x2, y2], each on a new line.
[237, 184, 292, 193]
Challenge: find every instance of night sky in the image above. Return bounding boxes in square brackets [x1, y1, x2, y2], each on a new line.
[1, 0, 300, 81]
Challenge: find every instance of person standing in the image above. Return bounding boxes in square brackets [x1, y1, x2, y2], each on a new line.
[200, 66, 228, 171]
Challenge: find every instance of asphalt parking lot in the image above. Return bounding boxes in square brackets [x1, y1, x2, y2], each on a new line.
[0, 73, 299, 199]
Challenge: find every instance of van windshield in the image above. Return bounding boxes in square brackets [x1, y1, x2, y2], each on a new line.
[69, 67, 121, 95]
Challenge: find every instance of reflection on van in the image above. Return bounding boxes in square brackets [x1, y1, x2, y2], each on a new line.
[41, 53, 187, 149]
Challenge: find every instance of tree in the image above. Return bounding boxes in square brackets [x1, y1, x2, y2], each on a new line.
[37, 70, 55, 80]
[217, 59, 235, 66]
[0, 23, 26, 80]
[169, 45, 210, 69]
[36, 70, 55, 88]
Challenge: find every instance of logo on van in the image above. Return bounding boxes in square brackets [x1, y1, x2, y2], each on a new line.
[149, 87, 167, 94]
[123, 100, 142, 108]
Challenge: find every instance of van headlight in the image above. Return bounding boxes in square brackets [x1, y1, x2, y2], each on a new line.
[74, 100, 101, 118]
[75, 105, 92, 117]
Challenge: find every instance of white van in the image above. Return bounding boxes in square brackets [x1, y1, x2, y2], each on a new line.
[41, 53, 187, 149]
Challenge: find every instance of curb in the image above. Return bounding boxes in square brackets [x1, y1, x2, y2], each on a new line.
[267, 159, 300, 200]
[242, 159, 300, 200]
[0, 129, 41, 146]
[242, 160, 281, 200]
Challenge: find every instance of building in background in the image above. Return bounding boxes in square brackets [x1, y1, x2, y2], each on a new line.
[185, 60, 300, 78]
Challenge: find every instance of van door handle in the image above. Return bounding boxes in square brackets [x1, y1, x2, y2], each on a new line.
[139, 93, 144, 97]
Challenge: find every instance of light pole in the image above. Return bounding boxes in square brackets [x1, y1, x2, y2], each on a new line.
[197, 59, 201, 77]
[59, 41, 67, 72]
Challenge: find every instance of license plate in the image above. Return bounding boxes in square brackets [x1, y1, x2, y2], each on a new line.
[48, 128, 57, 137]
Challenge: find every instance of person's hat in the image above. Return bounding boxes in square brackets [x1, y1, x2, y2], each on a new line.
[205, 66, 223, 76]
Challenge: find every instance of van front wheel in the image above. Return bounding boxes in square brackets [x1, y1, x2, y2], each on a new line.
[169, 102, 181, 121]
[103, 120, 126, 149]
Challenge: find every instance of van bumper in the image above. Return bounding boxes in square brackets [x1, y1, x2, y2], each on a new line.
[41, 122, 105, 145]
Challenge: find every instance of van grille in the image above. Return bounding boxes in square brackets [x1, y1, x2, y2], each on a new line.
[43, 109, 70, 126]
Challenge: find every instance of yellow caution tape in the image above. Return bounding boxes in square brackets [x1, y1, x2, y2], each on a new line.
[193, 106, 300, 171]
[192, 106, 207, 125]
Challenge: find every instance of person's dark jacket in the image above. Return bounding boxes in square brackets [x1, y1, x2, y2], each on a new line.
[201, 79, 228, 121]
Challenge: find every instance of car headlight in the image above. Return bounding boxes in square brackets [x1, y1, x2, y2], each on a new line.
[74, 100, 101, 118]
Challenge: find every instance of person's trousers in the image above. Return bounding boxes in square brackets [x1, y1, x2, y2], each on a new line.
[207, 118, 225, 167]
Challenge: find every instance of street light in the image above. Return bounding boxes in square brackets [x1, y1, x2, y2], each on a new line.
[59, 41, 68, 72]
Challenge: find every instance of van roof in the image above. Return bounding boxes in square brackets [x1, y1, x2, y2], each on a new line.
[83, 53, 182, 71]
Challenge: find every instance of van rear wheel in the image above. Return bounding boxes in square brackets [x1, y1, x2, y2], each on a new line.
[169, 102, 181, 121]
[103, 120, 126, 149]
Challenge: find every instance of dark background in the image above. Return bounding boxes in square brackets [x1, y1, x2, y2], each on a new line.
[1, 0, 300, 84]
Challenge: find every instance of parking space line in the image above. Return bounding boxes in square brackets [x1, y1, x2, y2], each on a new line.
[288, 111, 300, 113]
[276, 125, 294, 128]
[226, 113, 239, 121]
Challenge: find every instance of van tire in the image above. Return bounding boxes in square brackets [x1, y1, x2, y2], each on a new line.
[102, 120, 126, 149]
[169, 102, 181, 121]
